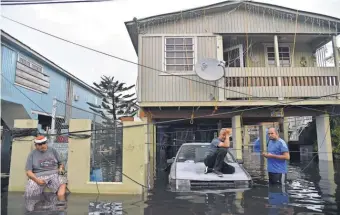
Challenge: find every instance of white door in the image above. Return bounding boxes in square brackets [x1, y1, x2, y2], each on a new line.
[224, 44, 244, 68]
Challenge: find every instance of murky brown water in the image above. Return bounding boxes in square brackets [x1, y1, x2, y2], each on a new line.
[2, 151, 340, 215]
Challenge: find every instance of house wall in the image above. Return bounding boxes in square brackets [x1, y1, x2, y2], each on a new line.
[139, 35, 218, 102]
[1, 44, 67, 119]
[141, 4, 338, 34]
[139, 34, 321, 102]
[71, 82, 101, 120]
[1, 42, 101, 122]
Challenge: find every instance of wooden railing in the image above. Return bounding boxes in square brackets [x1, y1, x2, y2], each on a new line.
[224, 67, 339, 99]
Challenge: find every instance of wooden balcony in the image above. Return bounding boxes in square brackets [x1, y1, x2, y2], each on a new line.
[224, 67, 339, 100]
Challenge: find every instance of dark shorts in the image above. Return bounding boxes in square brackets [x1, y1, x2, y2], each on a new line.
[268, 172, 287, 185]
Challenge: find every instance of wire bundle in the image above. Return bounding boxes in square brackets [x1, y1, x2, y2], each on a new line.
[1, 0, 114, 6]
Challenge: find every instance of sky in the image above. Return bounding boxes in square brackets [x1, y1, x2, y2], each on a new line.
[1, 0, 340, 90]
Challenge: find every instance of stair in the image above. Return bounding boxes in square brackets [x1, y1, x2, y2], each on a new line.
[288, 116, 313, 142]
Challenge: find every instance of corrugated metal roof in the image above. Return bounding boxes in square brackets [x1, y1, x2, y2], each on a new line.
[125, 0, 340, 54]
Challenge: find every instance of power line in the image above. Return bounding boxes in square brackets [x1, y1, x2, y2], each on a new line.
[2, 15, 340, 118]
[5, 64, 339, 135]
[1, 0, 115, 6]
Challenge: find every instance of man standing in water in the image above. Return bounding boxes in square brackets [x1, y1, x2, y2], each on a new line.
[262, 127, 290, 185]
[204, 128, 233, 177]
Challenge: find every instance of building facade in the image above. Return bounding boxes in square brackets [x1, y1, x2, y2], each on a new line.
[125, 1, 340, 161]
[1, 30, 102, 173]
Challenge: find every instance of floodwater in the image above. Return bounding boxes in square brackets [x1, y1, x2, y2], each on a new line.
[2, 151, 340, 215]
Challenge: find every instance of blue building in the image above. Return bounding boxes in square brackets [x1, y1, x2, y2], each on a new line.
[1, 30, 102, 173]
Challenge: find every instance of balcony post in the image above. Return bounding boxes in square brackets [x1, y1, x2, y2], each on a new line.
[332, 36, 339, 68]
[274, 35, 280, 67]
[333, 36, 340, 99]
[274, 35, 284, 100]
[216, 35, 225, 101]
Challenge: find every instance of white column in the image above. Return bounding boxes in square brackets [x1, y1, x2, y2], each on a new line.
[274, 35, 284, 100]
[232, 115, 242, 160]
[332, 36, 339, 68]
[274, 35, 280, 67]
[316, 114, 333, 161]
[216, 35, 225, 101]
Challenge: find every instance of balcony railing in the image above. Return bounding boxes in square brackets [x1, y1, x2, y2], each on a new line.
[224, 67, 339, 99]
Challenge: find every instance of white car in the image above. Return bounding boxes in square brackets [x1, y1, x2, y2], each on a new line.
[167, 142, 253, 192]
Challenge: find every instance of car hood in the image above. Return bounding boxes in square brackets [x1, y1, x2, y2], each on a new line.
[171, 162, 250, 181]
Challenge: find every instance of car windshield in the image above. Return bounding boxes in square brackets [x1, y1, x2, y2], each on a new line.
[176, 144, 236, 163]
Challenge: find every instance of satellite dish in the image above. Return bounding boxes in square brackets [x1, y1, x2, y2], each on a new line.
[195, 58, 225, 81]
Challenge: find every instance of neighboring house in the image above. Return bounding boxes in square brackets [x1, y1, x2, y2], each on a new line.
[125, 1, 340, 159]
[325, 47, 340, 66]
[1, 30, 101, 129]
[1, 30, 101, 173]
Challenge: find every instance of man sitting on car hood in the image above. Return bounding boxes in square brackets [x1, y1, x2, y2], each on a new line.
[204, 128, 235, 177]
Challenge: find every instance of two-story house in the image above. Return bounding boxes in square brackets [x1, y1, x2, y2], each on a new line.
[125, 1, 340, 161]
[1, 30, 102, 173]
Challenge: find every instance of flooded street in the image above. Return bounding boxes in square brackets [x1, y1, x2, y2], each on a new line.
[2, 151, 340, 215]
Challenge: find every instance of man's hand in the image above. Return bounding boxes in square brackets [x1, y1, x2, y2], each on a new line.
[262, 152, 290, 160]
[262, 152, 273, 158]
[58, 168, 65, 175]
[225, 128, 232, 136]
[35, 179, 46, 186]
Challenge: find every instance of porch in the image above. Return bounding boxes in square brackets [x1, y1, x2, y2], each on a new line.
[220, 34, 340, 101]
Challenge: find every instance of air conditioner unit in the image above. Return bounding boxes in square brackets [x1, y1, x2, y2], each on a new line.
[74, 94, 79, 101]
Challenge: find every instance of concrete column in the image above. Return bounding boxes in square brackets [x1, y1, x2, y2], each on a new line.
[8, 119, 38, 192]
[259, 125, 267, 153]
[280, 117, 289, 143]
[232, 115, 242, 160]
[315, 114, 333, 161]
[243, 126, 250, 149]
[318, 161, 336, 204]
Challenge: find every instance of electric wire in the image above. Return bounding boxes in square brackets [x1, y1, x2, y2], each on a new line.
[3, 14, 339, 111]
[1, 0, 115, 6]
[2, 15, 339, 191]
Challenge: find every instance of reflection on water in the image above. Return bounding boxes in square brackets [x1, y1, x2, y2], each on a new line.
[2, 151, 340, 215]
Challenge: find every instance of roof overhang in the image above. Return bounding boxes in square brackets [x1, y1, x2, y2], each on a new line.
[125, 0, 340, 55]
[1, 30, 101, 97]
[1, 100, 31, 129]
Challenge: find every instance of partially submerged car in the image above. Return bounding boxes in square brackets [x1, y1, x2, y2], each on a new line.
[167, 143, 253, 192]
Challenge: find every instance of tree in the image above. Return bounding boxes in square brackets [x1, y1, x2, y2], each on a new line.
[87, 76, 139, 125]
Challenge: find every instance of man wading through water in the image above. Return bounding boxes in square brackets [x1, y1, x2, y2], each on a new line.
[262, 127, 290, 185]
[204, 128, 235, 177]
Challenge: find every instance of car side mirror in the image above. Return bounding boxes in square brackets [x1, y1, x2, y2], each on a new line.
[167, 157, 175, 164]
[237, 159, 244, 164]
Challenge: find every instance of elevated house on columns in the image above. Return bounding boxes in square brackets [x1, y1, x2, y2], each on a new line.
[125, 1, 340, 161]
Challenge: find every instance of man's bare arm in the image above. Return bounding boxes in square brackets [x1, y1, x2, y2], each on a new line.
[218, 135, 230, 148]
[267, 152, 290, 160]
[26, 170, 39, 182]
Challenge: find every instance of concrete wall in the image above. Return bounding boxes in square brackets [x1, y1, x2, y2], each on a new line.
[8, 119, 155, 195]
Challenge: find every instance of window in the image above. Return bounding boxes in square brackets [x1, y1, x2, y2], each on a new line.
[266, 46, 291, 67]
[165, 37, 194, 72]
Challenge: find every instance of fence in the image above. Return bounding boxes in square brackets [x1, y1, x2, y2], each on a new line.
[48, 98, 123, 182]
